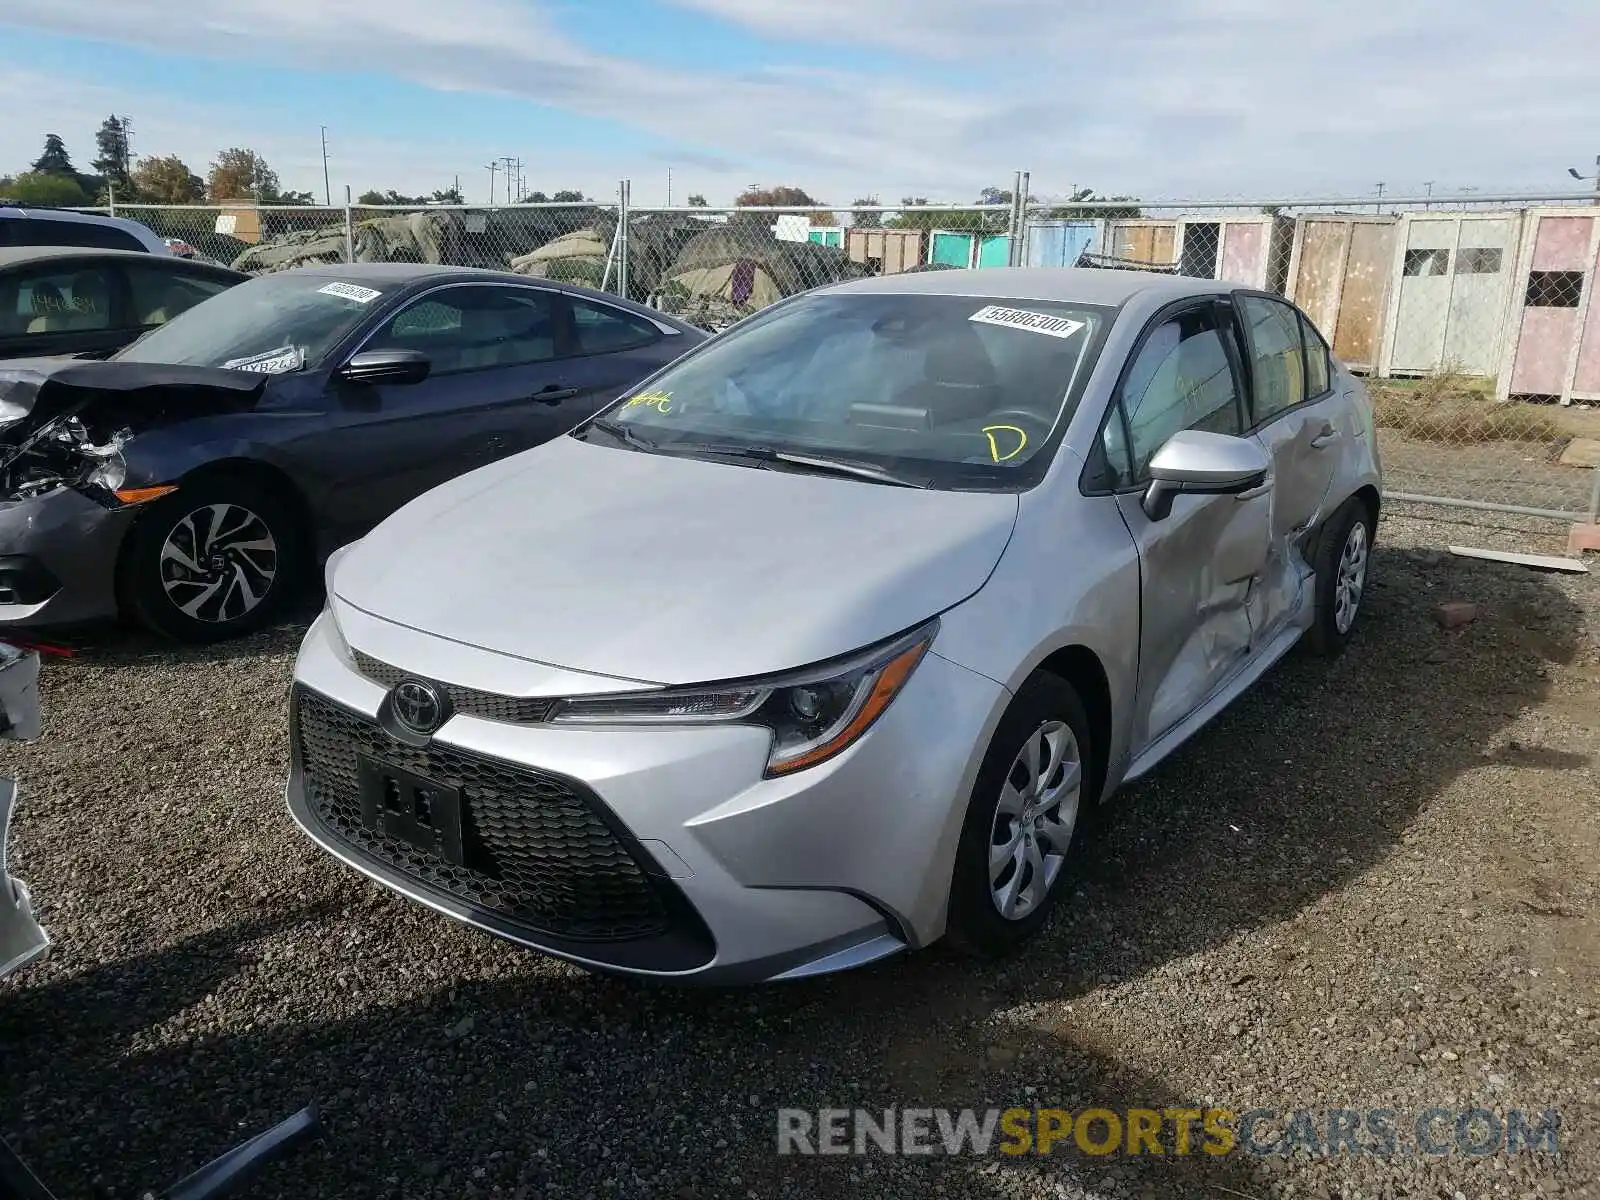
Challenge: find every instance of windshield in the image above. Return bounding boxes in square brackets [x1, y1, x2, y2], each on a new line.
[583, 292, 1108, 489]
[114, 273, 394, 372]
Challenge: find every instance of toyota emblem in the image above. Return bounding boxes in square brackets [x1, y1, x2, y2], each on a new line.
[391, 679, 446, 734]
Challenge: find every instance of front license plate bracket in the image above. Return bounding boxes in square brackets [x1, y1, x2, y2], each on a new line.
[356, 755, 466, 867]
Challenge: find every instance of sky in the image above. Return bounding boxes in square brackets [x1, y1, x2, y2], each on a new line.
[2, 0, 1597, 208]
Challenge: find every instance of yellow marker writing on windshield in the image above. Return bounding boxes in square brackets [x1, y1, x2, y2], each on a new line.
[982, 424, 1028, 463]
[624, 390, 674, 413]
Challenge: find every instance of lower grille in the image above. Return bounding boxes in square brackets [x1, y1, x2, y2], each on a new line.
[352, 651, 557, 724]
[293, 687, 669, 942]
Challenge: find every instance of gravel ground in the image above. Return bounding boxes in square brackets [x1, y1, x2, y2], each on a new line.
[2, 508, 1597, 1200]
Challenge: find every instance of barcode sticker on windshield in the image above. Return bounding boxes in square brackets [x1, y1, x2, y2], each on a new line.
[969, 305, 1086, 339]
[317, 281, 382, 304]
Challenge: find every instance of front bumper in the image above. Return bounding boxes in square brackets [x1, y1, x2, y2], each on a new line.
[286, 609, 1006, 983]
[0, 488, 135, 627]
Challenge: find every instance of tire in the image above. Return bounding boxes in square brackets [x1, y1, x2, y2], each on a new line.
[1305, 495, 1375, 658]
[120, 474, 303, 643]
[945, 672, 1095, 957]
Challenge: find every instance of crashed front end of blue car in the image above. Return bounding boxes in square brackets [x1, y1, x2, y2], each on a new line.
[0, 638, 48, 982]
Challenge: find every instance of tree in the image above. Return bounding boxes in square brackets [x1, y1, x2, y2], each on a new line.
[207, 148, 280, 201]
[525, 190, 550, 204]
[1047, 187, 1141, 219]
[550, 189, 586, 203]
[0, 170, 90, 206]
[92, 116, 133, 195]
[733, 184, 827, 226]
[432, 186, 464, 204]
[687, 194, 707, 207]
[886, 196, 988, 233]
[30, 134, 75, 177]
[132, 154, 204, 203]
[277, 190, 317, 205]
[851, 196, 882, 230]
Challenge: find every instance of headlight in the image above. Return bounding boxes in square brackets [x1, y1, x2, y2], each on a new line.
[548, 621, 937, 776]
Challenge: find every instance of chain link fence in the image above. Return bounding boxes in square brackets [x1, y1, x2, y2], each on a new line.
[80, 187, 1600, 540]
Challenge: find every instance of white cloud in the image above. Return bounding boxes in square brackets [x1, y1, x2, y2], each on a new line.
[4, 0, 1598, 205]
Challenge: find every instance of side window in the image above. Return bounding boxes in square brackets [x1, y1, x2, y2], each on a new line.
[1102, 307, 1244, 485]
[16, 219, 144, 252]
[570, 298, 659, 354]
[368, 286, 559, 375]
[1238, 295, 1305, 422]
[1299, 311, 1331, 398]
[3, 265, 114, 337]
[128, 265, 235, 328]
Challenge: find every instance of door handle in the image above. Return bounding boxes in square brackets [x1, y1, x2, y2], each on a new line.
[1310, 425, 1341, 449]
[532, 385, 580, 404]
[1235, 482, 1271, 501]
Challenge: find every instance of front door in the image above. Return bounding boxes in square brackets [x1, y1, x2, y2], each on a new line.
[1103, 300, 1273, 752]
[1234, 293, 1342, 640]
[309, 283, 575, 541]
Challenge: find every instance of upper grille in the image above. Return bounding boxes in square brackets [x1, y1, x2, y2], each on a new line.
[293, 687, 669, 942]
[353, 650, 558, 724]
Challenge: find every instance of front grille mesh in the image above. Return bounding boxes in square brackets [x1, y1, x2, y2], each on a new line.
[293, 688, 669, 941]
[353, 651, 558, 724]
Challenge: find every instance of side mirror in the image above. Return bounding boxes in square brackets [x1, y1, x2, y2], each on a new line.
[1141, 429, 1270, 521]
[337, 349, 431, 386]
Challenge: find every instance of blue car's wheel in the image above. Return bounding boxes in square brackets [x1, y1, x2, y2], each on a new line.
[121, 475, 303, 642]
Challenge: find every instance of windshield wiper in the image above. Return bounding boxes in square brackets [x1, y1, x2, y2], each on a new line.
[582, 416, 660, 452]
[682, 443, 929, 489]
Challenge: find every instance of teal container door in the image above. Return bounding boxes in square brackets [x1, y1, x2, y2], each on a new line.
[930, 232, 972, 266]
[978, 235, 1011, 267]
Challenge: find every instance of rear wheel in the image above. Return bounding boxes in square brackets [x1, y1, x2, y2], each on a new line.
[121, 475, 302, 643]
[946, 672, 1093, 956]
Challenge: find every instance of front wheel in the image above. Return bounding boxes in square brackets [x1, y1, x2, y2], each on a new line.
[1305, 496, 1375, 658]
[120, 476, 303, 643]
[945, 672, 1094, 956]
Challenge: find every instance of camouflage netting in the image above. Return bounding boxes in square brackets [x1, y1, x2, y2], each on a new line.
[228, 208, 608, 275]
[511, 213, 707, 302]
[650, 225, 871, 329]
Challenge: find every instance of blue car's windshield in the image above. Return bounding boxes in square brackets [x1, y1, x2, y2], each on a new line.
[115, 273, 396, 372]
[585, 291, 1109, 489]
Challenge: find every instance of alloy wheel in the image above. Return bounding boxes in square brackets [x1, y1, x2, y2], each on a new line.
[988, 719, 1083, 920]
[1334, 519, 1369, 635]
[158, 502, 279, 624]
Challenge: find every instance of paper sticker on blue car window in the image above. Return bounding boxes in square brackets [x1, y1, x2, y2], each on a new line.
[317, 281, 382, 304]
[969, 305, 1085, 339]
[222, 345, 305, 374]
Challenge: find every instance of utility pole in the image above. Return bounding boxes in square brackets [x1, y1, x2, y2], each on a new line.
[501, 157, 517, 203]
[1569, 155, 1600, 206]
[486, 161, 499, 205]
[666, 166, 672, 206]
[1423, 181, 1434, 210]
[1374, 181, 1385, 212]
[320, 126, 332, 206]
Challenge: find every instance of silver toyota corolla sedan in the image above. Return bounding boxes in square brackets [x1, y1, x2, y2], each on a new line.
[287, 268, 1382, 984]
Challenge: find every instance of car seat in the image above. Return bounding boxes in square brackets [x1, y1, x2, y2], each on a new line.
[891, 325, 1001, 426]
[24, 282, 69, 334]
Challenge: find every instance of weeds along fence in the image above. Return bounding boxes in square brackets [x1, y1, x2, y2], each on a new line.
[82, 184, 1600, 540]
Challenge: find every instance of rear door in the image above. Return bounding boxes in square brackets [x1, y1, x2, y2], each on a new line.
[539, 295, 681, 420]
[1102, 299, 1273, 752]
[1233, 292, 1343, 640]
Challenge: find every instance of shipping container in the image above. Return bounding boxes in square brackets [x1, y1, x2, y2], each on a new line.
[1376, 211, 1526, 379]
[1023, 219, 1103, 268]
[1104, 219, 1177, 267]
[845, 227, 926, 275]
[1171, 215, 1294, 291]
[928, 230, 1012, 269]
[1284, 214, 1399, 373]
[1496, 207, 1600, 403]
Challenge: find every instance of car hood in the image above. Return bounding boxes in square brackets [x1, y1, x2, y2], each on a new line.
[0, 357, 265, 438]
[333, 436, 1019, 686]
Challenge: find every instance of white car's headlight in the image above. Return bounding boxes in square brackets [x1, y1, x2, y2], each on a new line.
[547, 620, 938, 776]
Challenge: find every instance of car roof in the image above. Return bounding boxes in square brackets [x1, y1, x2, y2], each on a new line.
[0, 245, 242, 272]
[817, 266, 1240, 306]
[0, 206, 169, 248]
